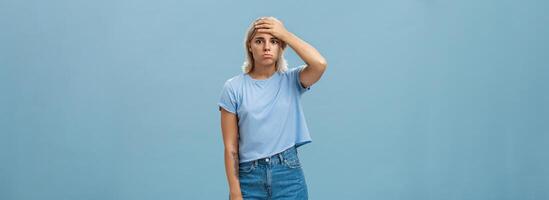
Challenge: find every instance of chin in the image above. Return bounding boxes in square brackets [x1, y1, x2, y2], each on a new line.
[261, 60, 276, 66]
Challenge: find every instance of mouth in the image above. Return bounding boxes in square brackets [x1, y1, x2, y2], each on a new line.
[263, 54, 273, 58]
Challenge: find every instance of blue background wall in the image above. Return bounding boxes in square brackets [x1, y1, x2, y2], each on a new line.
[1, 0, 548, 199]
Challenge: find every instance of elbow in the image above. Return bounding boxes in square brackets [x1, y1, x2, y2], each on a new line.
[224, 146, 238, 154]
[316, 58, 328, 72]
[320, 59, 328, 69]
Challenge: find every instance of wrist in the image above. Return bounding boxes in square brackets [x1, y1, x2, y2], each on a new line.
[230, 192, 242, 199]
[280, 31, 294, 43]
[230, 189, 241, 196]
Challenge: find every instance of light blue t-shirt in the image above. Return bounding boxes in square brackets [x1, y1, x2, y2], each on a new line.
[218, 65, 312, 163]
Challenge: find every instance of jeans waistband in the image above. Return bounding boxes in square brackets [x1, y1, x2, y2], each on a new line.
[253, 145, 297, 166]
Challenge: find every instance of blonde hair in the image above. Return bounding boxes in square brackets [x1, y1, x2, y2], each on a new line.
[241, 16, 288, 73]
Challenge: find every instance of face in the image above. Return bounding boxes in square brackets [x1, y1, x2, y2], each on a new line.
[248, 32, 282, 67]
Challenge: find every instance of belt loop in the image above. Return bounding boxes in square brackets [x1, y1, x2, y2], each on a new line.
[278, 151, 284, 163]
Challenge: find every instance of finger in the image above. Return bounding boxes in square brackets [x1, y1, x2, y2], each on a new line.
[255, 28, 272, 33]
[254, 21, 271, 27]
[255, 19, 273, 25]
[254, 24, 272, 29]
[254, 21, 269, 26]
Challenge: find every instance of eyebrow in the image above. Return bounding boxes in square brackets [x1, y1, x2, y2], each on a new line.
[253, 36, 279, 40]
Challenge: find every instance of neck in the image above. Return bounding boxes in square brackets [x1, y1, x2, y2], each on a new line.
[249, 63, 276, 80]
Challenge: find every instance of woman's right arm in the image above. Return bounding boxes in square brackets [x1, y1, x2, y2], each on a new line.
[220, 107, 242, 200]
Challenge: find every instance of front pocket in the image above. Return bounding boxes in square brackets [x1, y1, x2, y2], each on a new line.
[284, 158, 301, 168]
[239, 163, 255, 173]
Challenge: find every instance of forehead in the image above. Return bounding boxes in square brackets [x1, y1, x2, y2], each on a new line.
[252, 33, 277, 40]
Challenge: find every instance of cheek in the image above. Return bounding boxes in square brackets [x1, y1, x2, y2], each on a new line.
[251, 44, 262, 52]
[273, 47, 281, 56]
[249, 47, 259, 56]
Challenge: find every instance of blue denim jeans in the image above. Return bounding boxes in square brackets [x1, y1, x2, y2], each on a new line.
[237, 145, 308, 200]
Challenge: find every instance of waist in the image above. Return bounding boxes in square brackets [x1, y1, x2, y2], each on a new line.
[241, 145, 297, 166]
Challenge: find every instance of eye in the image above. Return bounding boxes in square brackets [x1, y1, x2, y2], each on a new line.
[271, 40, 279, 44]
[254, 40, 262, 44]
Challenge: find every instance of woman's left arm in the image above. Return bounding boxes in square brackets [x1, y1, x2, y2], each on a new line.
[255, 18, 328, 88]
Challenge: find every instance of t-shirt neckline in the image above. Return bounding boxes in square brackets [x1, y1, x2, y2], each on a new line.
[245, 71, 280, 82]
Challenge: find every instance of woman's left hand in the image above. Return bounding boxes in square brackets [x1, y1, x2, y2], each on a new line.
[254, 17, 291, 41]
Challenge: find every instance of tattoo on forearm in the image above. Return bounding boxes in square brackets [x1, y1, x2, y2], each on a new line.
[231, 151, 239, 177]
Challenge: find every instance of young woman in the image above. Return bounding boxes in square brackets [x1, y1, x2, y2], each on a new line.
[218, 16, 327, 200]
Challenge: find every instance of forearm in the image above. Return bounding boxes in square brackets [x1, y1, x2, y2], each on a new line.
[224, 148, 242, 196]
[282, 32, 327, 69]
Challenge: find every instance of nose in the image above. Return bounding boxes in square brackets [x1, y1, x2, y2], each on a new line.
[263, 42, 272, 52]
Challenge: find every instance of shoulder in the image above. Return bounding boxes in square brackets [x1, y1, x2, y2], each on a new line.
[285, 65, 306, 75]
[282, 65, 307, 78]
[223, 73, 245, 89]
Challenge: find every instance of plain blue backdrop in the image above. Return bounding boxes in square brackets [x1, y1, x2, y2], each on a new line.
[1, 0, 548, 199]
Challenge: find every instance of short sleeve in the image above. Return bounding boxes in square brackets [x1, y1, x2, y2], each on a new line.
[217, 80, 238, 114]
[293, 65, 311, 95]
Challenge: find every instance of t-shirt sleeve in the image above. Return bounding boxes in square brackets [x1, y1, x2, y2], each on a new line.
[217, 80, 238, 114]
[292, 65, 311, 95]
